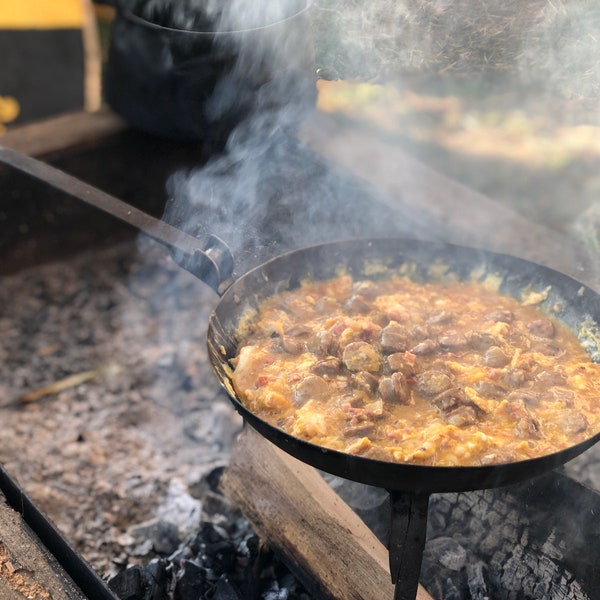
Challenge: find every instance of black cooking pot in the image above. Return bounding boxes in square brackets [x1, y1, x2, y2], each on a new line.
[4, 147, 600, 600]
[97, 0, 316, 142]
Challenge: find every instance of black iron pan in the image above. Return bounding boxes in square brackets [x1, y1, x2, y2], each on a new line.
[207, 236, 600, 493]
[3, 147, 600, 599]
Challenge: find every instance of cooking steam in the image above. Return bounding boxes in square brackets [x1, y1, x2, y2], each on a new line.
[159, 0, 442, 275]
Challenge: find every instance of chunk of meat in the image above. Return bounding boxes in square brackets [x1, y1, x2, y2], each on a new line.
[416, 369, 452, 396]
[427, 310, 453, 325]
[558, 411, 588, 434]
[468, 331, 498, 351]
[486, 309, 514, 323]
[471, 380, 506, 398]
[342, 342, 382, 373]
[446, 405, 478, 427]
[381, 321, 410, 353]
[378, 372, 410, 404]
[387, 352, 417, 376]
[483, 346, 510, 367]
[352, 371, 380, 393]
[438, 330, 468, 351]
[310, 357, 342, 377]
[410, 339, 438, 355]
[527, 318, 555, 338]
[431, 387, 470, 412]
[293, 375, 330, 406]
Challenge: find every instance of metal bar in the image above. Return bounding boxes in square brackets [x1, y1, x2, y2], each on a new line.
[0, 146, 234, 293]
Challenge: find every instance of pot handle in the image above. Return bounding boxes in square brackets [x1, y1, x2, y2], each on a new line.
[0, 146, 235, 295]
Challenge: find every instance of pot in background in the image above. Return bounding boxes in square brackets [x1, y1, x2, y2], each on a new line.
[102, 0, 316, 142]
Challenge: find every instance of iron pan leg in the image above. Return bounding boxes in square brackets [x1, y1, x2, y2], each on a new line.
[387, 490, 430, 600]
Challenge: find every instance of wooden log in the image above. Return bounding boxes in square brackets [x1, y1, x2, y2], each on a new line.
[0, 109, 126, 157]
[219, 426, 433, 600]
[0, 491, 86, 600]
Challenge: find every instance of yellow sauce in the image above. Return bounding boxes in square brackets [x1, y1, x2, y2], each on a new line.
[232, 275, 600, 466]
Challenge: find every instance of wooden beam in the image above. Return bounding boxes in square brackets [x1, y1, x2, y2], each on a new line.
[0, 492, 86, 600]
[220, 426, 433, 600]
[0, 109, 126, 157]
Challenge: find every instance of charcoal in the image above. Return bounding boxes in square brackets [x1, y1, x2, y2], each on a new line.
[129, 521, 180, 555]
[213, 576, 241, 600]
[466, 560, 489, 600]
[174, 560, 209, 599]
[425, 537, 467, 571]
[109, 563, 170, 600]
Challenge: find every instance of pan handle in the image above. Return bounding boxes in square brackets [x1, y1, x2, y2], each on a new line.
[0, 146, 235, 295]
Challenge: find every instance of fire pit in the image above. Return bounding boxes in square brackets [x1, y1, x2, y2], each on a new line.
[3, 118, 600, 600]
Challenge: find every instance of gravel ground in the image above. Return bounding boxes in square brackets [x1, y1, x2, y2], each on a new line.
[0, 238, 243, 579]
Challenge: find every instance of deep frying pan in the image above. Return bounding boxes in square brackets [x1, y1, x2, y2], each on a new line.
[3, 146, 600, 599]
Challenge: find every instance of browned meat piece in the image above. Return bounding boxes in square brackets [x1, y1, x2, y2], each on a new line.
[285, 325, 312, 337]
[410, 339, 438, 355]
[483, 346, 510, 367]
[485, 309, 514, 323]
[431, 387, 469, 412]
[471, 380, 507, 398]
[514, 415, 541, 439]
[311, 357, 342, 377]
[479, 449, 518, 465]
[438, 330, 469, 351]
[293, 375, 330, 406]
[502, 368, 529, 388]
[280, 336, 306, 354]
[352, 371, 379, 393]
[381, 321, 410, 353]
[468, 331, 498, 351]
[417, 369, 452, 396]
[506, 389, 543, 407]
[314, 296, 342, 314]
[307, 329, 334, 357]
[352, 280, 383, 299]
[559, 411, 588, 434]
[387, 352, 417, 376]
[446, 405, 478, 427]
[427, 310, 453, 325]
[342, 341, 382, 373]
[343, 423, 376, 438]
[502, 399, 542, 438]
[527, 318, 555, 338]
[535, 370, 567, 386]
[506, 330, 532, 350]
[531, 340, 562, 356]
[378, 372, 410, 404]
[364, 399, 385, 417]
[345, 295, 372, 314]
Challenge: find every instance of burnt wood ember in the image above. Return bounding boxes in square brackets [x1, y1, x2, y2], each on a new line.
[107, 467, 311, 600]
[420, 472, 600, 599]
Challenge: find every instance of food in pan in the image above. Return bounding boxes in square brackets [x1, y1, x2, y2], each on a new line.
[231, 274, 600, 466]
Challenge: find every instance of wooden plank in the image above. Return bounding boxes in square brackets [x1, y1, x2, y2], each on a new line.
[300, 112, 595, 290]
[220, 426, 433, 600]
[0, 109, 126, 157]
[0, 492, 86, 600]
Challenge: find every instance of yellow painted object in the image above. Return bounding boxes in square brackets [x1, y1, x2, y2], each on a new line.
[0, 0, 84, 29]
[0, 0, 101, 127]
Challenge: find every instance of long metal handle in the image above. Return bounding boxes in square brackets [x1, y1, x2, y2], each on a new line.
[0, 146, 234, 294]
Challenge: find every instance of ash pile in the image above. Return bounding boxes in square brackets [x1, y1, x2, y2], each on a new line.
[107, 467, 311, 600]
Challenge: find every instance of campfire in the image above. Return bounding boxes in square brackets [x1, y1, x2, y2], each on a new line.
[2, 1, 600, 599]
